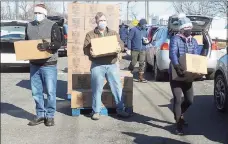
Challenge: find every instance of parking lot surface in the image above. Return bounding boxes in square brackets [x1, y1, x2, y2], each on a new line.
[1, 57, 228, 144]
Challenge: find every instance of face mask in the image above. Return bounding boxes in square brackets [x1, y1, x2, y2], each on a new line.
[34, 14, 45, 22]
[183, 29, 192, 37]
[98, 21, 107, 30]
[141, 25, 147, 30]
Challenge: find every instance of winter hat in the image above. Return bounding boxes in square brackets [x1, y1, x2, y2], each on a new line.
[139, 19, 147, 25]
[34, 4, 47, 16]
[178, 13, 193, 30]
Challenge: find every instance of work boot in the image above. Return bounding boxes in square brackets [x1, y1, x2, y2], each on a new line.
[116, 109, 130, 118]
[138, 72, 147, 83]
[91, 113, 100, 120]
[28, 117, 45, 126]
[175, 118, 184, 135]
[44, 118, 55, 127]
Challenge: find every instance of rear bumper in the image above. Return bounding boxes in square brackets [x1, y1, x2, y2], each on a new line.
[1, 53, 29, 64]
[156, 50, 170, 71]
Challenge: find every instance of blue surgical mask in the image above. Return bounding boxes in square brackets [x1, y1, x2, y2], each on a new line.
[98, 21, 107, 30]
[34, 14, 45, 22]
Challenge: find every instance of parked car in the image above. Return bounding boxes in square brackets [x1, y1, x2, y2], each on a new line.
[1, 20, 29, 69]
[47, 16, 67, 57]
[147, 25, 159, 42]
[146, 15, 219, 81]
[214, 46, 228, 112]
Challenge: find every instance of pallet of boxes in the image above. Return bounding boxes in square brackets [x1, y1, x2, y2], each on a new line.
[67, 3, 133, 116]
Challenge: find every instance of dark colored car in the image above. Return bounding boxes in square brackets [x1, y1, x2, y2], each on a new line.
[47, 16, 67, 57]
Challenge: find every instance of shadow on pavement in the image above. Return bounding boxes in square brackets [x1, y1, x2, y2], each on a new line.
[111, 112, 175, 134]
[16, 80, 68, 100]
[1, 102, 35, 120]
[0, 67, 30, 73]
[15, 80, 71, 116]
[159, 95, 228, 144]
[122, 132, 190, 144]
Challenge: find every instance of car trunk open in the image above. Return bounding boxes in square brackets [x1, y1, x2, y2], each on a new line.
[1, 21, 27, 54]
[168, 15, 213, 56]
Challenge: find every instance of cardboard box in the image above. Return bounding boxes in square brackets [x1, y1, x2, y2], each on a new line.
[172, 54, 208, 81]
[114, 91, 133, 107]
[67, 43, 85, 56]
[68, 17, 85, 30]
[193, 35, 203, 45]
[68, 3, 85, 17]
[85, 4, 119, 16]
[71, 89, 114, 108]
[91, 36, 119, 57]
[14, 40, 52, 60]
[72, 70, 133, 91]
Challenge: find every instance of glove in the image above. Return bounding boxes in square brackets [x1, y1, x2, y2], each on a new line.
[174, 64, 185, 77]
[37, 39, 50, 51]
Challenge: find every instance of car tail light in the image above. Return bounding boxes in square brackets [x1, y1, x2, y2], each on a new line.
[211, 42, 218, 50]
[161, 42, 169, 50]
[64, 34, 67, 39]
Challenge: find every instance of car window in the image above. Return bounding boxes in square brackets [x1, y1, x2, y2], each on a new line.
[155, 28, 163, 40]
[1, 26, 25, 40]
[63, 25, 68, 35]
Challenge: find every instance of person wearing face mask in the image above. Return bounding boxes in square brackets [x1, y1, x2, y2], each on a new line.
[127, 19, 149, 83]
[83, 12, 131, 120]
[169, 13, 199, 135]
[25, 4, 61, 127]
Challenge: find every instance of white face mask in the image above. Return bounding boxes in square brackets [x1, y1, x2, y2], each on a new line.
[34, 14, 45, 22]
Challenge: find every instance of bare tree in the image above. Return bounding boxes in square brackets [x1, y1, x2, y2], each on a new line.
[173, 1, 227, 17]
[18, 1, 34, 20]
[129, 3, 138, 20]
[1, 4, 9, 20]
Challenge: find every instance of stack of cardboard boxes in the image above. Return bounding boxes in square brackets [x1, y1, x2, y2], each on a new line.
[67, 3, 133, 111]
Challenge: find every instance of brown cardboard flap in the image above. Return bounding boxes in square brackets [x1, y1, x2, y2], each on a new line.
[91, 35, 119, 57]
[14, 40, 52, 61]
[193, 35, 203, 45]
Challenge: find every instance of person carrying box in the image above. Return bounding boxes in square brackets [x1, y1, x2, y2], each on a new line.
[169, 13, 199, 135]
[26, 4, 61, 127]
[83, 12, 131, 120]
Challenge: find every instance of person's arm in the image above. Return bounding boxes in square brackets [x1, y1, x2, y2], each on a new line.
[127, 28, 135, 50]
[83, 33, 91, 56]
[49, 23, 62, 50]
[169, 36, 179, 65]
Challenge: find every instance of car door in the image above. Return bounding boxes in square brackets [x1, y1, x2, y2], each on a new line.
[147, 29, 159, 66]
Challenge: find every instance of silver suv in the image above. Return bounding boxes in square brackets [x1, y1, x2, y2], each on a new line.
[214, 46, 228, 112]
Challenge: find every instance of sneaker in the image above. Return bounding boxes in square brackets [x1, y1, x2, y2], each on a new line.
[175, 119, 184, 135]
[91, 113, 100, 120]
[28, 117, 45, 126]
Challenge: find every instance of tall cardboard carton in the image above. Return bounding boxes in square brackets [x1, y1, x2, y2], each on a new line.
[172, 53, 208, 81]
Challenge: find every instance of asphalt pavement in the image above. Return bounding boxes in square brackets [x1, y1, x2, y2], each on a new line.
[1, 57, 228, 144]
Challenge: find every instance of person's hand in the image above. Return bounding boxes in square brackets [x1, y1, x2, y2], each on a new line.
[126, 50, 131, 56]
[37, 39, 50, 51]
[90, 48, 94, 57]
[174, 64, 185, 77]
[117, 43, 121, 53]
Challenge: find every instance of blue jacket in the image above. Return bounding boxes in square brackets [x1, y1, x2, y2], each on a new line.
[119, 26, 128, 44]
[127, 26, 148, 51]
[169, 35, 199, 73]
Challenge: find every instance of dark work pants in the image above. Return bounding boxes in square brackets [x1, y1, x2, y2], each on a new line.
[170, 79, 194, 121]
[128, 50, 146, 72]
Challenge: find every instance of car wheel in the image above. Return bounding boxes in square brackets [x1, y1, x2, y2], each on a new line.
[214, 74, 228, 112]
[206, 73, 214, 80]
[154, 61, 162, 81]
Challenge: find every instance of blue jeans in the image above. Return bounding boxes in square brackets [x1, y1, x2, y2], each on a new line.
[30, 64, 57, 118]
[91, 62, 124, 113]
